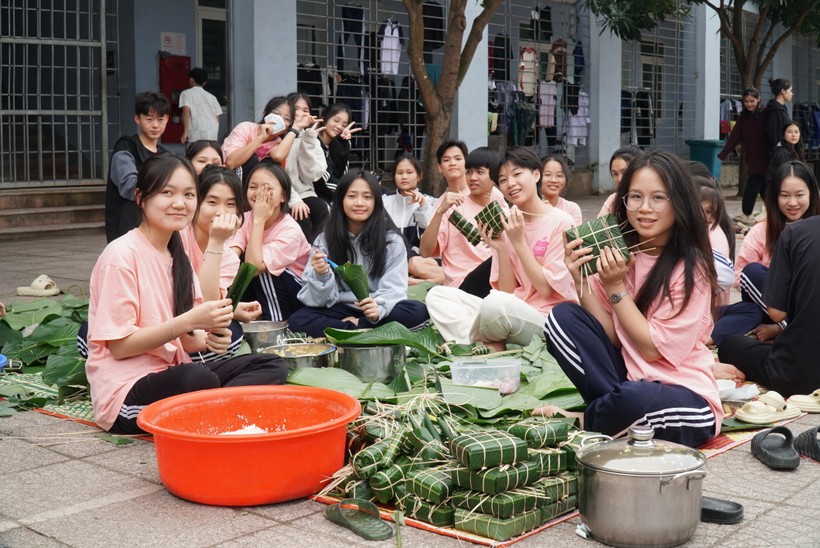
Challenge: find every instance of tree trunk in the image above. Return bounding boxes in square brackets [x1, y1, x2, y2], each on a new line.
[402, 0, 502, 196]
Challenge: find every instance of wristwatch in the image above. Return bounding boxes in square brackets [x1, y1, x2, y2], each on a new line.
[609, 289, 629, 304]
[287, 128, 301, 138]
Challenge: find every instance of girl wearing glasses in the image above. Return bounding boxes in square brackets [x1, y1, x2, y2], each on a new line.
[540, 150, 722, 447]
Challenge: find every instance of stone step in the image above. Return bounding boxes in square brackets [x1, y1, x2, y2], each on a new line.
[0, 221, 105, 241]
[0, 185, 105, 209]
[0, 204, 105, 229]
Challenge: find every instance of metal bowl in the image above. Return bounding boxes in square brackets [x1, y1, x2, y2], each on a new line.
[240, 321, 288, 353]
[261, 340, 337, 369]
[337, 344, 405, 383]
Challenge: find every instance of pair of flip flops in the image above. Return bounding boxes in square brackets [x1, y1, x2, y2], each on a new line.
[16, 275, 61, 297]
[734, 391, 801, 425]
[787, 389, 820, 413]
[324, 498, 393, 541]
[750, 425, 820, 470]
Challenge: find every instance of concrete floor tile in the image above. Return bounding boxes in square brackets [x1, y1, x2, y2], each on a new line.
[25, 489, 275, 548]
[0, 438, 68, 476]
[246, 498, 325, 523]
[84, 441, 162, 484]
[217, 523, 369, 547]
[4, 418, 120, 461]
[0, 459, 158, 520]
[0, 525, 69, 547]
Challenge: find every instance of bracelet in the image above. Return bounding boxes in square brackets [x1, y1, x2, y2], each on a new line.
[287, 128, 301, 138]
[204, 249, 224, 255]
[165, 319, 175, 342]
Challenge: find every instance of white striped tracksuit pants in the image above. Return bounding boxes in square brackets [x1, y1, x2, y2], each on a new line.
[544, 302, 716, 447]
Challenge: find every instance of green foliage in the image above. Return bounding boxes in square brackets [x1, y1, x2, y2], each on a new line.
[1, 297, 89, 410]
[333, 262, 370, 301]
[226, 262, 258, 310]
[586, 0, 691, 42]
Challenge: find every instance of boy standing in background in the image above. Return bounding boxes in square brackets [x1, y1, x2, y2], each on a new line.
[104, 91, 169, 242]
[179, 67, 222, 143]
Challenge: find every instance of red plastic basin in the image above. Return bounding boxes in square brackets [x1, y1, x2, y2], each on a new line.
[137, 385, 361, 506]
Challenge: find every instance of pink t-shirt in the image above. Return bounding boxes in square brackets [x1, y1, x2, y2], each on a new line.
[490, 207, 579, 314]
[179, 225, 241, 297]
[733, 221, 770, 287]
[597, 192, 617, 218]
[86, 229, 204, 430]
[436, 190, 509, 287]
[708, 225, 730, 258]
[221, 121, 281, 162]
[228, 212, 310, 278]
[555, 197, 582, 226]
[591, 254, 724, 434]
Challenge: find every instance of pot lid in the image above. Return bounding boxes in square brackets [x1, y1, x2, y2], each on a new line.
[576, 426, 706, 474]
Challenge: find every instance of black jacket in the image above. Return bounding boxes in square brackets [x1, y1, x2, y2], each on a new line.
[764, 99, 791, 156]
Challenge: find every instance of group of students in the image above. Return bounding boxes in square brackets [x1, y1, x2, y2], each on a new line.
[90, 86, 818, 447]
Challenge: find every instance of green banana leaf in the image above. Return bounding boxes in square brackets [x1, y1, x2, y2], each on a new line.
[286, 366, 395, 400]
[325, 322, 446, 360]
[226, 262, 258, 310]
[42, 345, 87, 387]
[1, 299, 63, 331]
[333, 262, 370, 301]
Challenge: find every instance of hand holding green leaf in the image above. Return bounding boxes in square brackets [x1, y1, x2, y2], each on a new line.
[334, 262, 370, 301]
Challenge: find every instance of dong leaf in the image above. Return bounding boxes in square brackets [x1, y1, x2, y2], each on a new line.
[28, 319, 80, 347]
[287, 367, 394, 400]
[43, 346, 87, 387]
[2, 299, 62, 330]
[1, 337, 54, 365]
[226, 262, 258, 310]
[325, 322, 446, 360]
[333, 262, 370, 301]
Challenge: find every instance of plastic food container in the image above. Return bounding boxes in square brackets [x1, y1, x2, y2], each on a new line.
[450, 357, 522, 395]
[137, 385, 361, 506]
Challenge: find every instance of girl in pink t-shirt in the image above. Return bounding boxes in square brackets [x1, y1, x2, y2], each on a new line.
[228, 162, 311, 322]
[711, 161, 820, 345]
[85, 155, 286, 434]
[540, 155, 582, 225]
[541, 150, 723, 447]
[180, 166, 267, 362]
[426, 147, 578, 347]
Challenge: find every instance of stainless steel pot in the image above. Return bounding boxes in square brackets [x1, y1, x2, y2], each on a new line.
[261, 338, 337, 369]
[576, 426, 707, 548]
[240, 321, 288, 352]
[337, 344, 405, 383]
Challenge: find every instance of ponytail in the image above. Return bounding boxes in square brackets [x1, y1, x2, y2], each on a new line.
[169, 231, 195, 315]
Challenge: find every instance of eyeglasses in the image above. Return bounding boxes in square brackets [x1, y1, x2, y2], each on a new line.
[622, 192, 671, 212]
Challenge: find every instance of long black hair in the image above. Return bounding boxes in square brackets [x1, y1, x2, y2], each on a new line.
[244, 162, 292, 215]
[325, 170, 398, 279]
[134, 155, 197, 316]
[764, 160, 820, 255]
[194, 165, 246, 227]
[614, 151, 717, 316]
[693, 175, 736, 260]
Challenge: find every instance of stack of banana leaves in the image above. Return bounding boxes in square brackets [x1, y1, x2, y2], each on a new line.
[293, 322, 596, 541]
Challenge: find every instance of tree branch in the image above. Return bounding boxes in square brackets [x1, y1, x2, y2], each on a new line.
[457, 0, 503, 84]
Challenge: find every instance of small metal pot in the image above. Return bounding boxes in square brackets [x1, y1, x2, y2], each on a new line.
[576, 426, 707, 548]
[240, 321, 288, 353]
[261, 338, 337, 369]
[337, 344, 405, 383]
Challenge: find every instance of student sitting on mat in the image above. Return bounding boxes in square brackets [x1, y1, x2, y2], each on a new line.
[85, 155, 286, 435]
[539, 150, 723, 447]
[288, 171, 429, 338]
[718, 162, 820, 397]
[425, 147, 577, 349]
[228, 163, 311, 322]
[709, 159, 820, 346]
